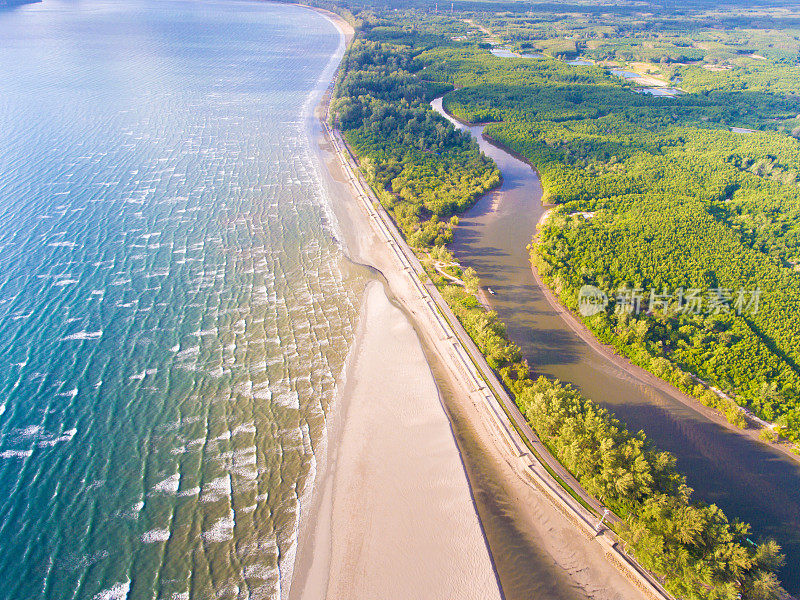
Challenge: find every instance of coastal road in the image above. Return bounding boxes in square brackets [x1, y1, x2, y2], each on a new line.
[322, 113, 673, 600]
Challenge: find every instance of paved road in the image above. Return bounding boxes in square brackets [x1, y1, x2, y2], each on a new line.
[324, 116, 672, 599]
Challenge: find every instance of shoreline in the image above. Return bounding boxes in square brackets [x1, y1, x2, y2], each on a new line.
[282, 8, 353, 599]
[295, 12, 668, 600]
[289, 6, 503, 599]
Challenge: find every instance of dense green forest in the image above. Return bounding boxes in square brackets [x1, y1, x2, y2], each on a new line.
[331, 39, 500, 247]
[423, 47, 800, 442]
[314, 0, 795, 595]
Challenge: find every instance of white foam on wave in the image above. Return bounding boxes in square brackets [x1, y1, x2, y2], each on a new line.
[92, 580, 130, 600]
[0, 449, 32, 459]
[176, 346, 199, 359]
[253, 382, 272, 401]
[17, 425, 42, 438]
[244, 562, 280, 581]
[38, 428, 77, 447]
[201, 475, 231, 503]
[61, 330, 103, 341]
[202, 509, 235, 542]
[53, 279, 79, 286]
[150, 473, 180, 495]
[207, 366, 225, 378]
[179, 486, 200, 497]
[141, 528, 171, 543]
[231, 448, 258, 480]
[232, 422, 256, 436]
[211, 430, 231, 442]
[191, 328, 218, 337]
[274, 391, 299, 410]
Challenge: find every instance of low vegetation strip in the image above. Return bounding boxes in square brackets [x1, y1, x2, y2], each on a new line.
[443, 282, 785, 600]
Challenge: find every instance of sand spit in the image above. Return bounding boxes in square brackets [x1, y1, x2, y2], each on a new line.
[306, 108, 651, 599]
[291, 283, 502, 599]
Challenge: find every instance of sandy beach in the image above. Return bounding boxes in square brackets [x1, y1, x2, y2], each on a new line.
[288, 6, 654, 600]
[289, 8, 503, 599]
[289, 282, 503, 600]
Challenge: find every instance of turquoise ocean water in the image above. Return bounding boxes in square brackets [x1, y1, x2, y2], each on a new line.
[0, 1, 367, 598]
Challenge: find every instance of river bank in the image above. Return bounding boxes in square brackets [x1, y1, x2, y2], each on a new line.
[434, 92, 799, 463]
[432, 95, 800, 594]
[289, 10, 665, 599]
[435, 93, 799, 462]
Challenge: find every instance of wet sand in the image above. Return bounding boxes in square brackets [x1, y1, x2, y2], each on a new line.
[432, 96, 800, 593]
[290, 282, 503, 600]
[289, 9, 502, 599]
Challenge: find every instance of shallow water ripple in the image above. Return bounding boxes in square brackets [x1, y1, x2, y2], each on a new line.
[0, 1, 365, 599]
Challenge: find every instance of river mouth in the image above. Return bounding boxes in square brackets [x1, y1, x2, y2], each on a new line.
[432, 96, 800, 593]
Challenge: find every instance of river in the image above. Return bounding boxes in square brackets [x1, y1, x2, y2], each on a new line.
[432, 96, 800, 593]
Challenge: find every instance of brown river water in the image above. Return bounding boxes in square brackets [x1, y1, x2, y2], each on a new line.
[432, 97, 800, 594]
